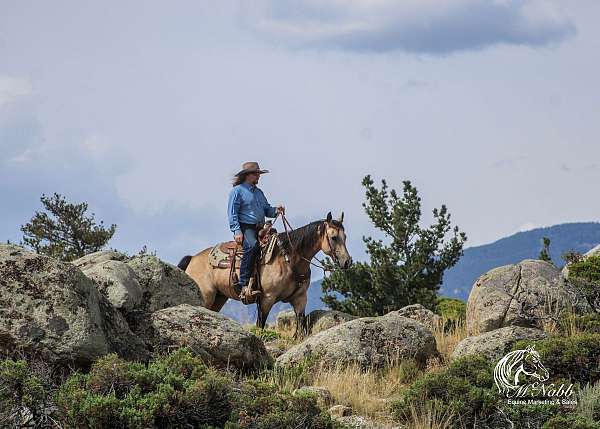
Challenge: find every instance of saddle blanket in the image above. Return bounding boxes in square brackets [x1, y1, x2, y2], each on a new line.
[208, 234, 279, 269]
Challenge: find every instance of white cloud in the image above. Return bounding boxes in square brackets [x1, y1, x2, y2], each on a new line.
[244, 0, 575, 53]
[0, 76, 32, 107]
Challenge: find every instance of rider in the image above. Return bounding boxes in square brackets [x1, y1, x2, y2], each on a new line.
[228, 162, 284, 295]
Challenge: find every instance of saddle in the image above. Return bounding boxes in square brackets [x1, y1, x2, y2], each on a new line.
[208, 224, 279, 270]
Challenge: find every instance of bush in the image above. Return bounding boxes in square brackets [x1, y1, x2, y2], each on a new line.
[568, 255, 600, 311]
[249, 327, 280, 342]
[542, 414, 600, 429]
[436, 297, 466, 321]
[0, 359, 52, 427]
[513, 334, 600, 385]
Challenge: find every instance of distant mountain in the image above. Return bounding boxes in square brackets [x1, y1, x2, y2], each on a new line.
[440, 221, 600, 300]
[222, 222, 600, 322]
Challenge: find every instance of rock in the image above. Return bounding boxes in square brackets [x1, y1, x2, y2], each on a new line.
[307, 310, 356, 334]
[390, 304, 442, 331]
[81, 260, 142, 311]
[276, 310, 295, 330]
[71, 250, 127, 270]
[328, 405, 352, 418]
[0, 245, 148, 365]
[126, 255, 204, 312]
[451, 326, 548, 361]
[264, 341, 285, 359]
[148, 304, 272, 370]
[276, 312, 437, 370]
[294, 386, 333, 408]
[466, 259, 590, 335]
[335, 415, 399, 429]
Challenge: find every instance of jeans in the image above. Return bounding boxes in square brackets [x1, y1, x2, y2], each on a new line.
[239, 223, 259, 287]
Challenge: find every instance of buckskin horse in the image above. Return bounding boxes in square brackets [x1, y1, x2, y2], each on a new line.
[177, 212, 352, 335]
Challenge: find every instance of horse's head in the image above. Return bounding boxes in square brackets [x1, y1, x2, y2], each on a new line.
[320, 211, 352, 269]
[521, 345, 549, 382]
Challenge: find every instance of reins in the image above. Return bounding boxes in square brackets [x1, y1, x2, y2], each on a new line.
[274, 213, 333, 274]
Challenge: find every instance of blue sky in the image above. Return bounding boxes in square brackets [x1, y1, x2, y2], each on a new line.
[1, 0, 599, 267]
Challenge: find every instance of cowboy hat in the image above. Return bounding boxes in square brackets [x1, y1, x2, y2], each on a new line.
[235, 161, 270, 176]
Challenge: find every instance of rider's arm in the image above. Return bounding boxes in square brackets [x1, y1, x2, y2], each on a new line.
[228, 188, 242, 237]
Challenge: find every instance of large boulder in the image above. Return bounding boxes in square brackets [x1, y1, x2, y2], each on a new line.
[80, 260, 142, 311]
[0, 245, 148, 365]
[466, 259, 590, 335]
[451, 326, 548, 361]
[306, 309, 356, 334]
[148, 304, 272, 370]
[71, 250, 127, 270]
[276, 312, 437, 370]
[126, 255, 204, 312]
[390, 304, 442, 331]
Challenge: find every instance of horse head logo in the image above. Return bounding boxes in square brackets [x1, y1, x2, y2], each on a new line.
[493, 345, 549, 395]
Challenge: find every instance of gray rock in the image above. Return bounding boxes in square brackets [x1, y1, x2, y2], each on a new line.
[276, 312, 437, 370]
[0, 245, 148, 365]
[335, 415, 399, 429]
[329, 405, 352, 418]
[466, 259, 590, 335]
[307, 309, 356, 334]
[276, 309, 295, 330]
[71, 250, 127, 270]
[451, 326, 548, 361]
[81, 260, 142, 311]
[148, 304, 272, 370]
[126, 255, 204, 312]
[390, 304, 442, 332]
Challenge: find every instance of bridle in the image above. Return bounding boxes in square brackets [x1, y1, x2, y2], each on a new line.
[276, 212, 340, 274]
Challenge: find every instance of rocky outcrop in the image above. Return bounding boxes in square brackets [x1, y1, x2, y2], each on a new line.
[306, 310, 356, 334]
[390, 304, 442, 331]
[466, 259, 590, 335]
[276, 312, 437, 370]
[126, 255, 204, 312]
[147, 304, 272, 370]
[80, 260, 142, 311]
[0, 245, 148, 366]
[451, 326, 548, 361]
[72, 250, 127, 270]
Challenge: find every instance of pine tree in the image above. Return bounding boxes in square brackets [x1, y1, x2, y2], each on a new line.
[21, 193, 116, 261]
[539, 236, 552, 263]
[321, 175, 467, 316]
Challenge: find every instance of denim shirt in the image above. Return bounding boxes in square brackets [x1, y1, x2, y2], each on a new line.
[228, 182, 277, 235]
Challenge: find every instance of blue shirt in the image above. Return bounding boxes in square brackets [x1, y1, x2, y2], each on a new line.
[228, 182, 277, 235]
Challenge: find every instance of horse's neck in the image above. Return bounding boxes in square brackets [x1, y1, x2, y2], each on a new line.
[290, 228, 322, 269]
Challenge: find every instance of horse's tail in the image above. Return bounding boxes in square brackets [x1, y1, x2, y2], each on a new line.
[177, 255, 192, 271]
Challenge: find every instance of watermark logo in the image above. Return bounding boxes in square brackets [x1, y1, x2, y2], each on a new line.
[493, 345, 576, 406]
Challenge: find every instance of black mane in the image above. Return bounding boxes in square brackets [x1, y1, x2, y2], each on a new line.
[277, 219, 343, 254]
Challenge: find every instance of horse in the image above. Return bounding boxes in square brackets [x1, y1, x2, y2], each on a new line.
[493, 345, 549, 395]
[177, 211, 352, 335]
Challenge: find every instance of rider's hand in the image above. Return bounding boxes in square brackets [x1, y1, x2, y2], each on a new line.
[276, 205, 285, 215]
[234, 233, 243, 244]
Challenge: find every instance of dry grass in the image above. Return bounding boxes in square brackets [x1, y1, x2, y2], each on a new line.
[432, 318, 467, 362]
[403, 403, 456, 429]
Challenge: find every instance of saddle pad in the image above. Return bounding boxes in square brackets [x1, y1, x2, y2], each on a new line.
[208, 235, 279, 269]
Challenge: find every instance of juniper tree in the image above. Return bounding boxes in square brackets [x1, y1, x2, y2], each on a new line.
[539, 237, 552, 263]
[321, 175, 467, 316]
[21, 193, 116, 261]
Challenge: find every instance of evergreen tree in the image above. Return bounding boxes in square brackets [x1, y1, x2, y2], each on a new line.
[21, 193, 116, 261]
[321, 175, 467, 316]
[539, 236, 552, 263]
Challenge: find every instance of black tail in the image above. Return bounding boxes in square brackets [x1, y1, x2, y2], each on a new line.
[177, 255, 192, 271]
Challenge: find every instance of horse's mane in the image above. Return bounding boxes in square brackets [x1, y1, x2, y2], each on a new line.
[277, 219, 343, 254]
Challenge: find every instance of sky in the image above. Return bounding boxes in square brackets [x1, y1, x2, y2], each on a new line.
[1, 0, 599, 268]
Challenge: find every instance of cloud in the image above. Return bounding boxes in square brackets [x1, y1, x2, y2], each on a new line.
[244, 0, 575, 54]
[0, 76, 32, 107]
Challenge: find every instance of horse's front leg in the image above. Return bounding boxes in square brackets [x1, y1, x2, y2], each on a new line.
[290, 290, 309, 339]
[256, 294, 276, 329]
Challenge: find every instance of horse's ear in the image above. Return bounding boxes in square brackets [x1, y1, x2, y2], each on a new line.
[326, 212, 332, 223]
[338, 212, 344, 223]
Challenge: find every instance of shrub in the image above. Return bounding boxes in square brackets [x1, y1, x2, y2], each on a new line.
[514, 334, 600, 385]
[250, 327, 280, 342]
[542, 414, 600, 429]
[569, 255, 600, 311]
[436, 297, 466, 321]
[0, 359, 52, 427]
